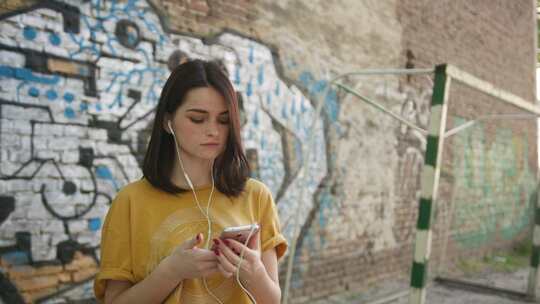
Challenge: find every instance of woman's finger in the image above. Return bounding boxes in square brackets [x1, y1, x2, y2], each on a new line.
[218, 239, 244, 265]
[247, 229, 260, 251]
[222, 238, 254, 261]
[193, 248, 219, 261]
[215, 248, 237, 273]
[217, 262, 233, 278]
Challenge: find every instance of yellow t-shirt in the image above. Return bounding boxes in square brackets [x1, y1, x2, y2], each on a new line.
[94, 178, 288, 303]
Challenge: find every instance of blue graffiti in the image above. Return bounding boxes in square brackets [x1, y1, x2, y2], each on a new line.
[300, 96, 307, 113]
[234, 66, 241, 85]
[16, 68, 60, 85]
[49, 33, 61, 46]
[135, 8, 167, 47]
[106, 68, 164, 109]
[248, 45, 254, 64]
[28, 87, 39, 97]
[298, 71, 340, 122]
[299, 71, 314, 87]
[312, 80, 326, 94]
[281, 103, 288, 119]
[64, 107, 76, 119]
[88, 218, 102, 231]
[257, 65, 264, 85]
[46, 90, 58, 101]
[0, 65, 14, 77]
[136, 46, 151, 65]
[302, 188, 333, 251]
[253, 110, 259, 126]
[0, 65, 61, 85]
[324, 89, 339, 122]
[63, 93, 75, 103]
[246, 79, 253, 97]
[105, 37, 118, 56]
[0, 251, 29, 266]
[23, 26, 36, 40]
[68, 31, 100, 58]
[95, 165, 119, 190]
[82, 0, 168, 62]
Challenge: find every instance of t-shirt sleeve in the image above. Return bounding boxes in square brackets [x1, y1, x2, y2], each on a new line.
[94, 189, 135, 302]
[258, 184, 288, 261]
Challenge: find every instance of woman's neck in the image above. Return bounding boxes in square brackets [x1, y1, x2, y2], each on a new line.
[171, 152, 214, 189]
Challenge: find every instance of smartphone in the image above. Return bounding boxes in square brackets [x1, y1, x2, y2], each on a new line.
[219, 223, 260, 243]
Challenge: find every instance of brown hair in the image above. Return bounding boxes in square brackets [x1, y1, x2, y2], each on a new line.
[143, 59, 250, 196]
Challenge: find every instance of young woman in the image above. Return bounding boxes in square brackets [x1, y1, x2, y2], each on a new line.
[94, 60, 287, 304]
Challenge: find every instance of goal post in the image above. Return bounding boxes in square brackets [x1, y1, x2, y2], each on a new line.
[408, 64, 540, 304]
[408, 64, 451, 304]
[327, 64, 540, 304]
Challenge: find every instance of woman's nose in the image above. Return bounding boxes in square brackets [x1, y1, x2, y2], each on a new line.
[206, 122, 219, 136]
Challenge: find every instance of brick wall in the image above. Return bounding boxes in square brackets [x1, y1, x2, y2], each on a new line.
[398, 0, 537, 273]
[0, 0, 536, 303]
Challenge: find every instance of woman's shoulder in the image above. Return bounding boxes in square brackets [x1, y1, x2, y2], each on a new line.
[243, 178, 272, 196]
[115, 178, 156, 199]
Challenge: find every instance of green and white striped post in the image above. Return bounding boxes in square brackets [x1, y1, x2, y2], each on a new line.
[409, 64, 451, 304]
[527, 179, 540, 299]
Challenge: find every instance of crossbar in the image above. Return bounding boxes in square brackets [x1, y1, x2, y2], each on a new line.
[446, 65, 540, 115]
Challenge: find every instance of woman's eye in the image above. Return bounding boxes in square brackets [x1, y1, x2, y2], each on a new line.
[219, 118, 230, 124]
[189, 118, 204, 123]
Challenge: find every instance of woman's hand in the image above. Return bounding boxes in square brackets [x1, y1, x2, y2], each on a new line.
[213, 230, 266, 287]
[161, 233, 221, 282]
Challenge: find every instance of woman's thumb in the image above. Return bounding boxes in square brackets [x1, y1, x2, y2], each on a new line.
[183, 233, 203, 249]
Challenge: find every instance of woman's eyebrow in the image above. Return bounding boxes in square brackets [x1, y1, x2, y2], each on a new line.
[186, 109, 207, 114]
[186, 109, 228, 115]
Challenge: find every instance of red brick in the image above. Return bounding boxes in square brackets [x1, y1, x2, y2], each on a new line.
[21, 287, 57, 304]
[58, 272, 72, 283]
[14, 275, 59, 292]
[71, 267, 98, 283]
[8, 265, 35, 279]
[34, 265, 63, 276]
[188, 0, 209, 15]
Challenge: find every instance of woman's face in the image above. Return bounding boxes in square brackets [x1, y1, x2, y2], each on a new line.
[167, 86, 230, 162]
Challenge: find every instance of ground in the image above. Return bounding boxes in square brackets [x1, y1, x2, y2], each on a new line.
[311, 245, 539, 304]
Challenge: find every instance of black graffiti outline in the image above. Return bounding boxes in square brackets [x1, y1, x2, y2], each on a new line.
[0, 0, 80, 33]
[0, 100, 131, 266]
[0, 43, 98, 97]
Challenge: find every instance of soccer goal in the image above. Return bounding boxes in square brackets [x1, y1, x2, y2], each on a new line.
[327, 64, 540, 304]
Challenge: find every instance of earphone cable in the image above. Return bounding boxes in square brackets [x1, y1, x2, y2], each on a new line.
[170, 122, 255, 304]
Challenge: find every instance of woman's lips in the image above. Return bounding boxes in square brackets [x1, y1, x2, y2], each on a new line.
[201, 143, 220, 147]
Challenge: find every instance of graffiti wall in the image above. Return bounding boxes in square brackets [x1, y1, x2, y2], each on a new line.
[0, 0, 327, 302]
[448, 118, 536, 248]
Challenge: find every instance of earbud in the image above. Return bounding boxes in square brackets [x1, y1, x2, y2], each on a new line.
[167, 120, 174, 134]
